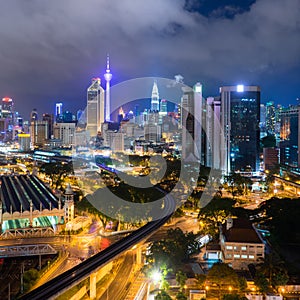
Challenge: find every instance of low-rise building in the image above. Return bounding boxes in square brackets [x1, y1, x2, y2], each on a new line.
[220, 218, 265, 270]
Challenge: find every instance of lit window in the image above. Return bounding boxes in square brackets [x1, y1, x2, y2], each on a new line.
[234, 254, 240, 258]
[241, 246, 247, 251]
[226, 246, 233, 250]
[241, 255, 248, 259]
[249, 255, 255, 259]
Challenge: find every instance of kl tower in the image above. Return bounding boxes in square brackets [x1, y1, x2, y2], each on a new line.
[104, 54, 112, 122]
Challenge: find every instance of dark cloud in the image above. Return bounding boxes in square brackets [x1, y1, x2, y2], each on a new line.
[0, 0, 299, 118]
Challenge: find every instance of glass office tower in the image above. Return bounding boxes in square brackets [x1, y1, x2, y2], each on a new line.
[86, 77, 104, 137]
[220, 85, 260, 174]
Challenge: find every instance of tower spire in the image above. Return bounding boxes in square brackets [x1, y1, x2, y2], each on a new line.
[104, 54, 112, 122]
[106, 54, 110, 72]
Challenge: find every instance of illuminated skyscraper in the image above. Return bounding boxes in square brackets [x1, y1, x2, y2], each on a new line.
[103, 55, 112, 122]
[181, 83, 203, 161]
[220, 85, 260, 174]
[86, 77, 104, 136]
[205, 96, 222, 169]
[55, 103, 63, 118]
[1, 97, 14, 122]
[279, 105, 300, 168]
[265, 101, 276, 134]
[151, 81, 159, 111]
[159, 99, 168, 124]
[30, 108, 38, 122]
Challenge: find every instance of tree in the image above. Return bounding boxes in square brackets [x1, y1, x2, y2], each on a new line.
[197, 197, 239, 238]
[39, 162, 73, 189]
[160, 264, 172, 291]
[257, 252, 289, 290]
[257, 197, 300, 243]
[237, 276, 247, 293]
[176, 270, 187, 291]
[254, 272, 270, 294]
[176, 291, 188, 300]
[223, 173, 252, 199]
[144, 228, 198, 279]
[206, 263, 239, 299]
[155, 290, 172, 300]
[222, 294, 248, 300]
[23, 268, 39, 292]
[195, 274, 206, 289]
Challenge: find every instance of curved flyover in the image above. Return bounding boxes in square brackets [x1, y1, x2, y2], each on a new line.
[20, 193, 176, 300]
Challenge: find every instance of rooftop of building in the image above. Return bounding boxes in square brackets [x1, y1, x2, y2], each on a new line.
[222, 218, 263, 244]
[206, 243, 222, 251]
[0, 174, 59, 214]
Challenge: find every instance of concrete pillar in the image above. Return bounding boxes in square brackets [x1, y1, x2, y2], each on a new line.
[136, 246, 142, 265]
[29, 201, 33, 227]
[90, 273, 97, 299]
[0, 201, 2, 233]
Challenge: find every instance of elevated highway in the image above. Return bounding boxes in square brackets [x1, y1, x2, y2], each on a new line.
[20, 193, 176, 300]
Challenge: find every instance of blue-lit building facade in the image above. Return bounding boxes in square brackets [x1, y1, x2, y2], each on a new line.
[220, 85, 260, 174]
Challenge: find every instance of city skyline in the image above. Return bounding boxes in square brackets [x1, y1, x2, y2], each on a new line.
[0, 0, 299, 118]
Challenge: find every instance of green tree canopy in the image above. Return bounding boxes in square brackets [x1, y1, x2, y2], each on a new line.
[198, 197, 248, 238]
[176, 291, 188, 300]
[256, 197, 300, 243]
[144, 228, 199, 276]
[256, 252, 289, 290]
[155, 290, 172, 300]
[176, 270, 187, 291]
[206, 263, 240, 298]
[39, 161, 73, 189]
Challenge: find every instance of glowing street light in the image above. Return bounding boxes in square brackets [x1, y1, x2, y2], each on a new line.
[151, 270, 162, 284]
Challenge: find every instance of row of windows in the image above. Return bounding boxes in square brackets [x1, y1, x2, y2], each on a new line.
[226, 245, 263, 250]
[226, 254, 255, 259]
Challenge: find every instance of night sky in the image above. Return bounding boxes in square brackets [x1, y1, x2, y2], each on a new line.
[0, 0, 299, 119]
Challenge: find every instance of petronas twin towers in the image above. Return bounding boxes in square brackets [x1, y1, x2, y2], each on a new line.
[150, 80, 159, 111]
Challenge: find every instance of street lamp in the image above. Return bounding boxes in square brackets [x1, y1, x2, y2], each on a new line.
[151, 270, 162, 284]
